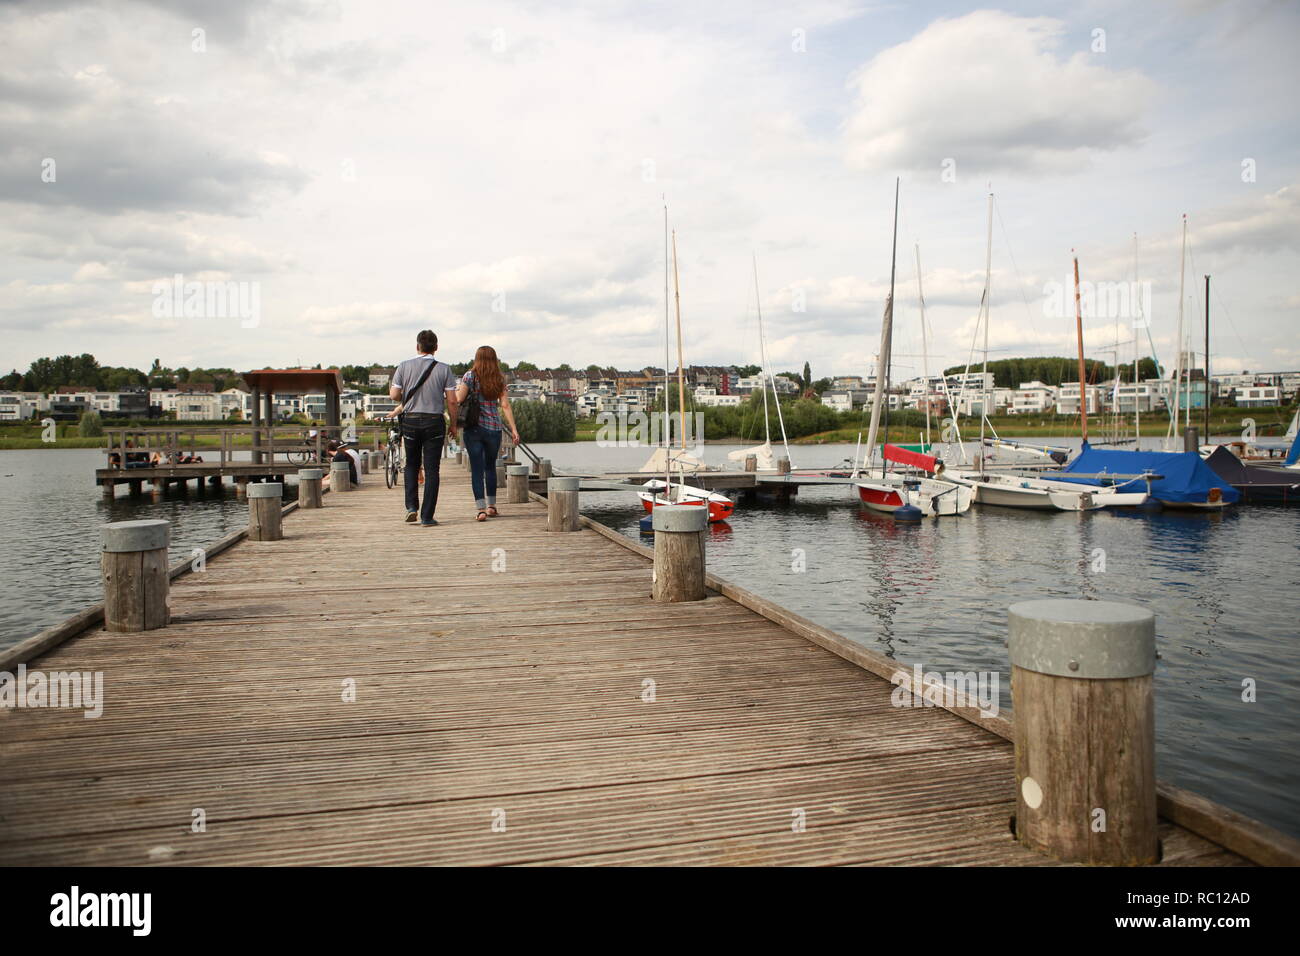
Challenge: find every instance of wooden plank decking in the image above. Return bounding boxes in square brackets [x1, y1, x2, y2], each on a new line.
[0, 466, 1250, 865]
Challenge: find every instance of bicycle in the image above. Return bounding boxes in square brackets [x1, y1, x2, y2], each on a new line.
[384, 421, 403, 489]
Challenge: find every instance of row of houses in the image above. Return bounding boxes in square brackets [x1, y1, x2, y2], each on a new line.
[4, 365, 1295, 423]
[820, 373, 1290, 418]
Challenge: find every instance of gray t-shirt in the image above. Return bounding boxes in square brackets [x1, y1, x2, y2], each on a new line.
[391, 355, 455, 414]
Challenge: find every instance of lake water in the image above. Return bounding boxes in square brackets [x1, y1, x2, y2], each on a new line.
[1, 442, 1297, 841]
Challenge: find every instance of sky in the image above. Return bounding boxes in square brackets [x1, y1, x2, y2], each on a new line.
[2, 0, 1298, 382]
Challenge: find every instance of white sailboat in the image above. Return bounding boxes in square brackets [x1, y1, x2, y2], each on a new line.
[639, 221, 734, 522]
[727, 254, 792, 472]
[854, 179, 973, 518]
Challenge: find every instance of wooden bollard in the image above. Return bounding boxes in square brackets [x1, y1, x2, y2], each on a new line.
[776, 456, 791, 475]
[495, 458, 509, 490]
[546, 476, 580, 532]
[329, 459, 352, 492]
[455, 449, 464, 465]
[298, 468, 323, 508]
[247, 482, 284, 541]
[744, 454, 757, 472]
[652, 504, 707, 602]
[1009, 599, 1157, 865]
[506, 464, 530, 504]
[538, 458, 553, 480]
[101, 519, 170, 632]
[359, 452, 370, 475]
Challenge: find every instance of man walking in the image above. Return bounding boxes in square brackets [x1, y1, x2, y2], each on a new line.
[389, 329, 458, 525]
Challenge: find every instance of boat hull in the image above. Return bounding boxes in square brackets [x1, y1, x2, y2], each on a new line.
[639, 481, 734, 523]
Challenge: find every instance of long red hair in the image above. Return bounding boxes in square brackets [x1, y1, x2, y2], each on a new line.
[472, 345, 505, 400]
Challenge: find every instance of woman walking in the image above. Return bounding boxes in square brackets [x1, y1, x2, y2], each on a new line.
[456, 345, 521, 521]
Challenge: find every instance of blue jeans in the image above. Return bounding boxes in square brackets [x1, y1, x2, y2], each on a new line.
[463, 425, 502, 509]
[402, 413, 445, 522]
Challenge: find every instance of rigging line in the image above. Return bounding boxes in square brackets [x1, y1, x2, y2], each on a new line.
[993, 193, 1049, 352]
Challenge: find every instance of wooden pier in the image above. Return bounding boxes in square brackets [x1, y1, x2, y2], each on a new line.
[1, 467, 1294, 866]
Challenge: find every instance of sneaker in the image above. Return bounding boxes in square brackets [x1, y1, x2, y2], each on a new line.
[421, 519, 438, 526]
[405, 511, 418, 523]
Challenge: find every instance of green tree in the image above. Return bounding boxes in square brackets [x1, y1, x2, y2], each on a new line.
[78, 409, 104, 437]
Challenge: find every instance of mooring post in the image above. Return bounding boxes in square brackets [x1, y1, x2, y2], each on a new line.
[247, 482, 284, 541]
[329, 459, 352, 493]
[1183, 427, 1200, 454]
[652, 504, 707, 602]
[777, 456, 791, 475]
[506, 464, 530, 504]
[1008, 598, 1158, 865]
[495, 458, 509, 491]
[455, 448, 464, 466]
[547, 476, 580, 532]
[744, 454, 757, 472]
[538, 458, 553, 480]
[101, 519, 170, 632]
[359, 453, 370, 476]
[298, 468, 323, 508]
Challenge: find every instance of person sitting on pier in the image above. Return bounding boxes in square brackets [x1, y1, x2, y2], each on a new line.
[326, 439, 358, 486]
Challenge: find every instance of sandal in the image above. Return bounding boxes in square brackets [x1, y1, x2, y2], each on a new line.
[476, 510, 488, 521]
[486, 506, 499, 517]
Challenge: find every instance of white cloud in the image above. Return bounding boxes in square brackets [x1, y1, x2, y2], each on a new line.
[843, 11, 1155, 174]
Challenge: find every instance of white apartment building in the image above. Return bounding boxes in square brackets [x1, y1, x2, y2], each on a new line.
[1010, 382, 1056, 415]
[1057, 383, 1104, 416]
[821, 391, 852, 412]
[0, 391, 46, 420]
[694, 386, 742, 408]
[1234, 384, 1282, 407]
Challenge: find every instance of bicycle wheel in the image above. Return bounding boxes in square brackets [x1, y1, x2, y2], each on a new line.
[289, 449, 311, 465]
[385, 445, 398, 488]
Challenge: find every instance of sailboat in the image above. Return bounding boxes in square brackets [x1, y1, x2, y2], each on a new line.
[638, 219, 735, 523]
[930, 198, 1112, 510]
[855, 179, 974, 518]
[727, 254, 793, 472]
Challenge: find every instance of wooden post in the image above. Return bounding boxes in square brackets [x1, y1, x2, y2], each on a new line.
[359, 452, 370, 475]
[101, 519, 170, 632]
[1183, 426, 1199, 454]
[776, 456, 791, 475]
[538, 458, 553, 480]
[236, 477, 248, 498]
[744, 454, 757, 472]
[298, 468, 324, 508]
[247, 482, 284, 541]
[329, 459, 352, 492]
[455, 449, 464, 465]
[1009, 599, 1158, 865]
[506, 464, 530, 504]
[546, 476, 580, 532]
[495, 458, 508, 491]
[101, 480, 115, 500]
[652, 504, 707, 602]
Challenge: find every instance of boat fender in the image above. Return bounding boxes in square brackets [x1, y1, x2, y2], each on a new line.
[893, 504, 924, 521]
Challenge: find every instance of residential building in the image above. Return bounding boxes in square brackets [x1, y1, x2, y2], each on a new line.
[1057, 383, 1104, 416]
[1010, 382, 1056, 415]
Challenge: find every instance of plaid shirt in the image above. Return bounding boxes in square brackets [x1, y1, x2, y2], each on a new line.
[462, 370, 502, 431]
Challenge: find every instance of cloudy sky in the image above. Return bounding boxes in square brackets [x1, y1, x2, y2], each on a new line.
[2, 0, 1297, 381]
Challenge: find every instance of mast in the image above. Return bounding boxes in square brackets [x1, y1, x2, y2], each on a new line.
[979, 191, 992, 476]
[1073, 253, 1089, 443]
[671, 230, 687, 454]
[863, 177, 900, 473]
[753, 254, 792, 464]
[1133, 233, 1141, 445]
[1204, 274, 1211, 440]
[1169, 215, 1187, 446]
[915, 243, 931, 448]
[663, 201, 671, 491]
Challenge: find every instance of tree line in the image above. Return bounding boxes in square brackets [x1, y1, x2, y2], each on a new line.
[941, 356, 1161, 389]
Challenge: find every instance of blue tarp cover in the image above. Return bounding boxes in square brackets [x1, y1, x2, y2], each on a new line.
[1055, 442, 1240, 504]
